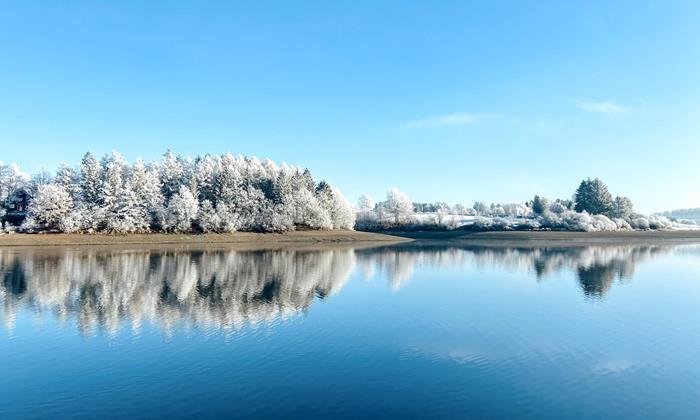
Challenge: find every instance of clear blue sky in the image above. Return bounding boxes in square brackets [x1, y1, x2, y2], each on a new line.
[2, 1, 699, 213]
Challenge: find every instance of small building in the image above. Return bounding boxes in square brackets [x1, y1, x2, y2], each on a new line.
[5, 188, 32, 212]
[2, 188, 33, 225]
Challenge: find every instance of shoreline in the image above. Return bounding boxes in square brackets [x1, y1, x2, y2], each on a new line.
[2, 229, 700, 248]
[0, 231, 411, 248]
[369, 229, 700, 246]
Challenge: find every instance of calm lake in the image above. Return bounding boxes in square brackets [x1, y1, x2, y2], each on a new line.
[2, 242, 700, 419]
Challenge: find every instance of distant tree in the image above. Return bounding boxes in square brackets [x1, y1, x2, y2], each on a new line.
[574, 178, 613, 215]
[31, 167, 53, 190]
[356, 194, 376, 227]
[532, 195, 550, 215]
[384, 188, 413, 225]
[435, 202, 451, 226]
[473, 201, 489, 215]
[611, 196, 634, 220]
[357, 194, 375, 213]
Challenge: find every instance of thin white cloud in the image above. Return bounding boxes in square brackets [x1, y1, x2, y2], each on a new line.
[579, 100, 627, 114]
[406, 112, 479, 128]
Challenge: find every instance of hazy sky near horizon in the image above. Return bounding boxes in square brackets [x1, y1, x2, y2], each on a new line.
[2, 1, 699, 213]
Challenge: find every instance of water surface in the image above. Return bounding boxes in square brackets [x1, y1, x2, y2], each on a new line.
[2, 242, 700, 418]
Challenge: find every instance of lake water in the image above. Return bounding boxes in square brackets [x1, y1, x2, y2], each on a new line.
[2, 242, 700, 419]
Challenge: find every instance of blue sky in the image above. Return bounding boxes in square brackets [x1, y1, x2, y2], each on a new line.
[1, 1, 699, 213]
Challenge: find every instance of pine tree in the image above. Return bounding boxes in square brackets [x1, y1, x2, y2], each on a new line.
[532, 195, 550, 214]
[574, 178, 613, 215]
[79, 152, 102, 205]
[166, 185, 199, 232]
[131, 158, 165, 229]
[160, 150, 185, 201]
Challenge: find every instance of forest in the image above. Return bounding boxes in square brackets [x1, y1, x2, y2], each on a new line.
[1, 154, 696, 234]
[0, 151, 355, 233]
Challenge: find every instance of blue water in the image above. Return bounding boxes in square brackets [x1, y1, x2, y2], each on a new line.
[2, 243, 700, 419]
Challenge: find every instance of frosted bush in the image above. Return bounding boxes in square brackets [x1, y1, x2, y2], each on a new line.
[631, 217, 650, 230]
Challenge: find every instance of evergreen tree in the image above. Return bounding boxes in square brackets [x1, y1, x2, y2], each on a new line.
[131, 158, 164, 229]
[166, 185, 199, 232]
[574, 178, 613, 215]
[79, 152, 101, 205]
[160, 150, 185, 201]
[532, 195, 550, 215]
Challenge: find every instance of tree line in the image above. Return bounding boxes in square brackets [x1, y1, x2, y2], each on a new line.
[355, 178, 679, 232]
[0, 151, 355, 233]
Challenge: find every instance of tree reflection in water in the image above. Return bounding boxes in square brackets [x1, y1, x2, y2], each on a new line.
[0, 243, 685, 335]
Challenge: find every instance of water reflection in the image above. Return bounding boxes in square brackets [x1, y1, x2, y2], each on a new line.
[0, 248, 355, 336]
[0, 243, 689, 335]
[357, 244, 673, 297]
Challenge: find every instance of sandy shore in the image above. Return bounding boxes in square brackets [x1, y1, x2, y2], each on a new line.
[0, 231, 411, 248]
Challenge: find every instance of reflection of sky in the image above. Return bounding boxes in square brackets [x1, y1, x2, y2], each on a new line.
[2, 244, 700, 418]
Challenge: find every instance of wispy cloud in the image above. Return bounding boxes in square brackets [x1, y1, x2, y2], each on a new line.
[406, 112, 479, 128]
[579, 100, 627, 114]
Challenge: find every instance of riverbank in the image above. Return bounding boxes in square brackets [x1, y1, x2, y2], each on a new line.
[0, 230, 411, 247]
[373, 229, 700, 246]
[3, 230, 700, 248]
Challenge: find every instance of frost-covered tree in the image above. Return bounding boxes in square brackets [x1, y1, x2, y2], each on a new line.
[23, 184, 72, 231]
[574, 178, 613, 215]
[31, 167, 53, 190]
[166, 185, 199, 232]
[54, 164, 80, 199]
[131, 158, 164, 229]
[3, 150, 356, 233]
[357, 194, 375, 218]
[79, 152, 102, 206]
[0, 162, 30, 201]
[160, 150, 185, 201]
[473, 201, 489, 216]
[383, 188, 413, 225]
[323, 187, 355, 229]
[453, 204, 466, 215]
[611, 196, 634, 220]
[532, 195, 550, 215]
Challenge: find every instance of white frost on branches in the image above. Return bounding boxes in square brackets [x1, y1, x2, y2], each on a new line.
[1, 151, 355, 234]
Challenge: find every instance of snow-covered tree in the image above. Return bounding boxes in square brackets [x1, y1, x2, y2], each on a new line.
[473, 201, 489, 216]
[54, 164, 80, 199]
[165, 185, 199, 232]
[383, 188, 413, 225]
[574, 178, 613, 215]
[611, 196, 634, 220]
[160, 150, 185, 201]
[23, 184, 72, 231]
[79, 152, 102, 206]
[0, 162, 30, 205]
[532, 195, 550, 215]
[131, 158, 164, 229]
